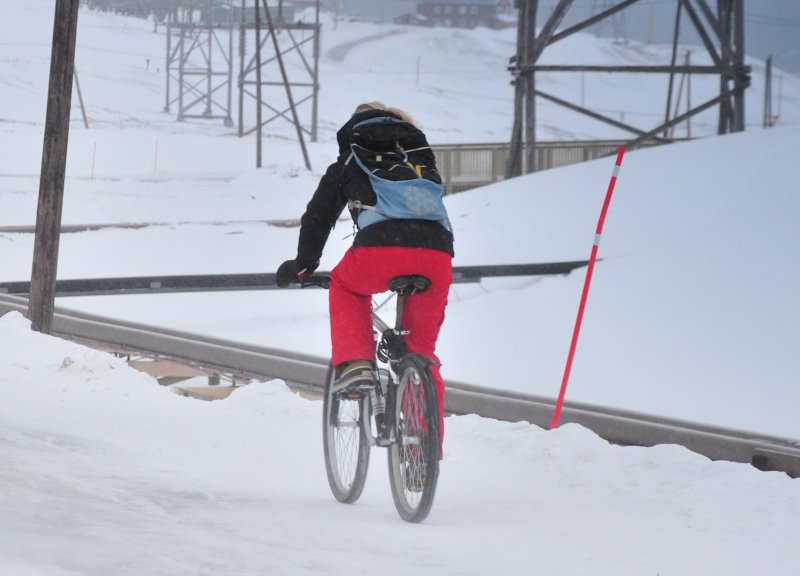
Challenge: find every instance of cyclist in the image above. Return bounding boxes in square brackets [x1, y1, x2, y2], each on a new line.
[276, 101, 454, 445]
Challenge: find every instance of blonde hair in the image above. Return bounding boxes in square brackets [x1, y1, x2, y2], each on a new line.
[355, 101, 418, 128]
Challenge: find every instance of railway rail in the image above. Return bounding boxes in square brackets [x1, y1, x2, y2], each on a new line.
[2, 292, 799, 478]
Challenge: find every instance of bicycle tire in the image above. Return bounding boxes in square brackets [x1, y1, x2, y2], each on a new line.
[322, 362, 371, 503]
[387, 355, 440, 523]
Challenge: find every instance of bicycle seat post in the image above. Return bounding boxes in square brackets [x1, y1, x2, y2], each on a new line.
[388, 275, 431, 335]
[394, 294, 407, 334]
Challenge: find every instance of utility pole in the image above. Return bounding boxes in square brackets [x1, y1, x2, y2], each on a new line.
[29, 0, 80, 334]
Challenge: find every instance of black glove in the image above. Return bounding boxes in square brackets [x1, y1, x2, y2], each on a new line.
[276, 259, 318, 287]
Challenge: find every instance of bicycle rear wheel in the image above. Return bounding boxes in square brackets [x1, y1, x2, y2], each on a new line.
[387, 355, 440, 523]
[322, 362, 370, 503]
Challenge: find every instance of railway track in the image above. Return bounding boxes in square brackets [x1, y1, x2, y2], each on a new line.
[2, 292, 799, 478]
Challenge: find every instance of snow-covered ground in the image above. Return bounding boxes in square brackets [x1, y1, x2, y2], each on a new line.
[1, 3, 799, 574]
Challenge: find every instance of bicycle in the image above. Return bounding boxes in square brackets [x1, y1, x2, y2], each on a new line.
[299, 273, 441, 523]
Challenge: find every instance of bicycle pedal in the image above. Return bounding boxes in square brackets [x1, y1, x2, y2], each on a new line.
[333, 382, 376, 399]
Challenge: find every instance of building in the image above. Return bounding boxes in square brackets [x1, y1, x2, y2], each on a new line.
[416, 0, 507, 29]
[320, 0, 420, 24]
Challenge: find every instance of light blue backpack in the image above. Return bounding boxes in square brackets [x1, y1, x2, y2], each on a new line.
[346, 116, 451, 232]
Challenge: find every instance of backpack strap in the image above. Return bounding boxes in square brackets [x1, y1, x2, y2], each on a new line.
[403, 145, 432, 154]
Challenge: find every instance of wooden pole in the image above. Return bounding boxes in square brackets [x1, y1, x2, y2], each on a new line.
[29, 0, 80, 334]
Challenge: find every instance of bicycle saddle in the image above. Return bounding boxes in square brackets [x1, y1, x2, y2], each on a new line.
[389, 275, 430, 296]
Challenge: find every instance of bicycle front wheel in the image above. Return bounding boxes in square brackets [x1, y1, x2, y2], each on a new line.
[387, 355, 440, 523]
[322, 362, 371, 503]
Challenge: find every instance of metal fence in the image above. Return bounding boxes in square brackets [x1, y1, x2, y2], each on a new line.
[431, 139, 668, 195]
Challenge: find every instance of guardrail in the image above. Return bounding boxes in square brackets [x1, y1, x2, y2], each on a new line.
[0, 261, 589, 297]
[2, 292, 799, 478]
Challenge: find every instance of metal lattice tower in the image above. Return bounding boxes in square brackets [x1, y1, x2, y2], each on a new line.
[507, 0, 750, 176]
[162, 0, 321, 169]
[238, 0, 321, 168]
[163, 0, 235, 126]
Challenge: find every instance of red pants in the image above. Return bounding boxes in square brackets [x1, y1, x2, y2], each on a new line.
[329, 246, 452, 443]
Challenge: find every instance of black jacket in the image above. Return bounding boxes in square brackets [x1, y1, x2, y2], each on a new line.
[295, 109, 454, 270]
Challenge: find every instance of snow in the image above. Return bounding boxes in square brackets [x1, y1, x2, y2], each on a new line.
[1, 3, 799, 574]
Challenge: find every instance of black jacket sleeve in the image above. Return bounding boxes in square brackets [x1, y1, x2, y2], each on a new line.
[296, 162, 348, 268]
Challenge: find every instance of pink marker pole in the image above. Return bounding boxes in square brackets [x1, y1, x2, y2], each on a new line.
[551, 147, 625, 429]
